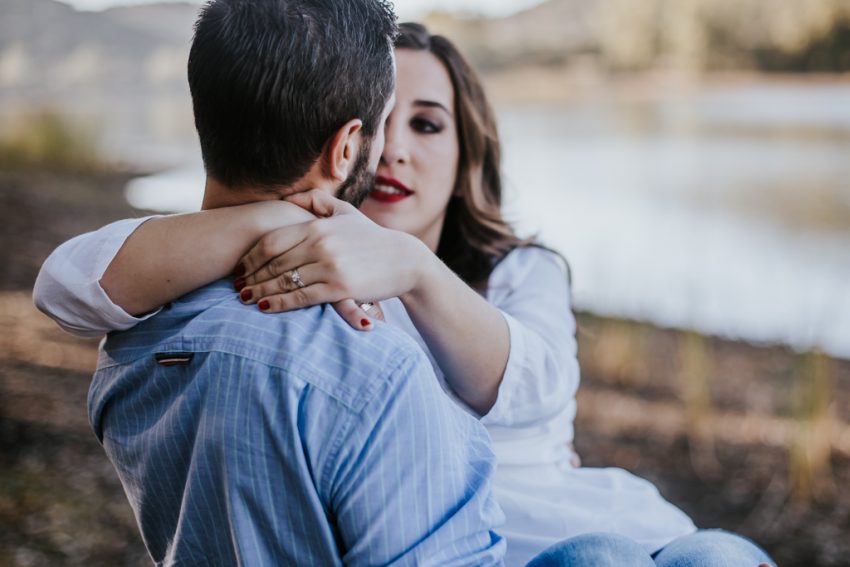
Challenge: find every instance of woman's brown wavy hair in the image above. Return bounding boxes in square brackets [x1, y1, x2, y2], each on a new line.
[395, 22, 532, 290]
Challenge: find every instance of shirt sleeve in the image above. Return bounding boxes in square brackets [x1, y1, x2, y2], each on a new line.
[32, 216, 161, 338]
[481, 246, 581, 428]
[326, 348, 506, 567]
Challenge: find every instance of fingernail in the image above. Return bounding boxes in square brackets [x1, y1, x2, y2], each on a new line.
[240, 288, 253, 302]
[234, 278, 246, 291]
[233, 263, 246, 278]
[258, 300, 271, 311]
[361, 318, 371, 327]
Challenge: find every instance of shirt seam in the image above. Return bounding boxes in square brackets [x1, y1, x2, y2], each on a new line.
[320, 348, 413, 508]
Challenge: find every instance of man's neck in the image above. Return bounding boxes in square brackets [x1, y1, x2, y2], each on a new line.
[201, 177, 291, 210]
[201, 174, 335, 210]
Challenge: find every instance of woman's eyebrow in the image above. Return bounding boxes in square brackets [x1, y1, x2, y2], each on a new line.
[413, 99, 453, 117]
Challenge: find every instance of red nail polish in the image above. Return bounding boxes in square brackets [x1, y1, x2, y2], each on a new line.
[233, 263, 246, 278]
[234, 278, 246, 291]
[240, 288, 253, 302]
[258, 300, 271, 311]
[361, 319, 371, 327]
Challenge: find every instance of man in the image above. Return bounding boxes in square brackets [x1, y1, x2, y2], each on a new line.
[86, 1, 504, 564]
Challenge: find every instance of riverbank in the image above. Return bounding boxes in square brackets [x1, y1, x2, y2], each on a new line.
[1, 169, 847, 565]
[481, 67, 850, 104]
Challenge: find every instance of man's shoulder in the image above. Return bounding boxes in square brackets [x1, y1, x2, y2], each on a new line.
[198, 289, 423, 369]
[100, 281, 427, 411]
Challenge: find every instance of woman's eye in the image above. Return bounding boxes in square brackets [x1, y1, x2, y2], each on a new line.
[411, 117, 442, 134]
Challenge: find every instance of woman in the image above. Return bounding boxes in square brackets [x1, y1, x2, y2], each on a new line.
[35, 23, 772, 567]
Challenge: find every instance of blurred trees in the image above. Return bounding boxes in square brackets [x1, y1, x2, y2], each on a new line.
[599, 0, 850, 71]
[427, 0, 850, 73]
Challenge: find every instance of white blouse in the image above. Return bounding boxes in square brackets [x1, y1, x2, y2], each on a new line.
[33, 217, 696, 566]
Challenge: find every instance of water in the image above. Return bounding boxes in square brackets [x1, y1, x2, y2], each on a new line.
[125, 81, 850, 358]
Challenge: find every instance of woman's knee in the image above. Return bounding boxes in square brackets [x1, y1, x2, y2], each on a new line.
[526, 532, 655, 567]
[653, 529, 775, 567]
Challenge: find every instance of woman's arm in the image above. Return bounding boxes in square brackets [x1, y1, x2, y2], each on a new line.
[477, 247, 580, 428]
[33, 201, 316, 337]
[34, 216, 159, 337]
[398, 252, 510, 415]
[397, 246, 579, 424]
[101, 201, 314, 317]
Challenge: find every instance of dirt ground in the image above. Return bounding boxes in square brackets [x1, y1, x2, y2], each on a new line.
[1, 170, 848, 566]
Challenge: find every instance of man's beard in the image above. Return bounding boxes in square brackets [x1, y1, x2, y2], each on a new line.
[334, 138, 375, 209]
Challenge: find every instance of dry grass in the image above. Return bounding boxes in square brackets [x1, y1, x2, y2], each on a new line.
[0, 111, 105, 173]
[577, 315, 848, 492]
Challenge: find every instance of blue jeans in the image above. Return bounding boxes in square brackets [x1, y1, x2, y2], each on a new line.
[526, 530, 775, 567]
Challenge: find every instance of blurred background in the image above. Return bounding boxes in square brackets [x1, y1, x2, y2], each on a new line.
[1, 0, 849, 564]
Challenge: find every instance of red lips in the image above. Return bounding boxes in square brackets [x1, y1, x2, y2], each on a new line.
[370, 175, 413, 203]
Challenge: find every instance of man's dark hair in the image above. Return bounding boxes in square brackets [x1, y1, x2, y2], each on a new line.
[188, 0, 397, 189]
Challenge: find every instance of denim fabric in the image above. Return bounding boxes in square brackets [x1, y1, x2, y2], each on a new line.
[526, 530, 773, 567]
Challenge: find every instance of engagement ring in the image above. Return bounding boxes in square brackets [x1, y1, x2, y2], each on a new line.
[288, 268, 305, 289]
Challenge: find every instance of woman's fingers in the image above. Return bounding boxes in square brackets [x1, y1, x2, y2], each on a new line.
[238, 263, 324, 304]
[286, 189, 358, 218]
[250, 282, 339, 314]
[331, 299, 375, 331]
[250, 293, 376, 332]
[359, 301, 385, 322]
[236, 222, 312, 280]
[242, 247, 313, 288]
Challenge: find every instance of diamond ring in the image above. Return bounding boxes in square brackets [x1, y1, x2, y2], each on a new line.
[288, 268, 306, 289]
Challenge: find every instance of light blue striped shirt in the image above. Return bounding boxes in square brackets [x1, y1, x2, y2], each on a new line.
[89, 280, 505, 566]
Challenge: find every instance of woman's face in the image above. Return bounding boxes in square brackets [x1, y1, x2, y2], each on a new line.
[360, 48, 460, 252]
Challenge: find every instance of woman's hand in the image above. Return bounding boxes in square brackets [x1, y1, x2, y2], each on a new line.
[235, 189, 430, 329]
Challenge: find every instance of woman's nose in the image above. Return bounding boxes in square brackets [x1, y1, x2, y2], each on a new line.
[382, 126, 410, 165]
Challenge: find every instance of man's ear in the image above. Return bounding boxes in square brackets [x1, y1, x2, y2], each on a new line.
[324, 118, 363, 181]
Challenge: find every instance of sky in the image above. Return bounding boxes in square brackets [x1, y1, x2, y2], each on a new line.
[60, 0, 545, 18]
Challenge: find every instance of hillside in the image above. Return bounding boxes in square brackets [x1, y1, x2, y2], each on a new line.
[0, 0, 197, 99]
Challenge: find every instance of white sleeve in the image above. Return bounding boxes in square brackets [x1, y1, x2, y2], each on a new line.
[32, 216, 162, 338]
[481, 246, 580, 427]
